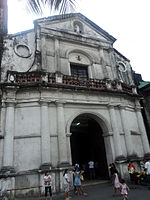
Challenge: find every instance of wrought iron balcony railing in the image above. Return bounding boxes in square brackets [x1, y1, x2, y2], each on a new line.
[6, 71, 137, 95]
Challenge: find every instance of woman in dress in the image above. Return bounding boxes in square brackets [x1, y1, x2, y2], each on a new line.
[63, 169, 71, 200]
[73, 168, 87, 196]
[113, 169, 120, 197]
[109, 163, 118, 184]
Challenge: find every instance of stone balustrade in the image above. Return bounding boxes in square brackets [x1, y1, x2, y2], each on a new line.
[6, 70, 136, 94]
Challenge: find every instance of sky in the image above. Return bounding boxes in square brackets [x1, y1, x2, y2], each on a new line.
[8, 0, 150, 81]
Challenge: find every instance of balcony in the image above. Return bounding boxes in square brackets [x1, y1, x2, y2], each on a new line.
[6, 70, 137, 95]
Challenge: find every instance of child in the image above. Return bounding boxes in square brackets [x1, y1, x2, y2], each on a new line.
[113, 169, 120, 196]
[120, 179, 130, 200]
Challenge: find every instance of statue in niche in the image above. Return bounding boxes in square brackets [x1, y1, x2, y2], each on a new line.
[74, 24, 80, 33]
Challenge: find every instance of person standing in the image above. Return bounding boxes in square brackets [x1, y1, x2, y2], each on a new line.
[44, 171, 53, 200]
[144, 158, 150, 189]
[113, 169, 120, 197]
[63, 169, 71, 200]
[128, 161, 136, 188]
[120, 179, 130, 200]
[88, 160, 95, 180]
[109, 163, 118, 184]
[73, 168, 87, 196]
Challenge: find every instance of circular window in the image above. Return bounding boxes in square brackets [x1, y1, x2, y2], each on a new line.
[14, 44, 32, 58]
[118, 62, 127, 72]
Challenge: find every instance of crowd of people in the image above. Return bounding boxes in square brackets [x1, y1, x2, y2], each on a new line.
[109, 158, 150, 200]
[63, 164, 88, 200]
[109, 163, 130, 200]
[43, 161, 95, 200]
[43, 158, 150, 200]
[127, 159, 150, 188]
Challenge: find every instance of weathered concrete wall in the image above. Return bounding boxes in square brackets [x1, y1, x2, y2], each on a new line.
[1, 31, 36, 81]
[0, 88, 148, 171]
[0, 13, 149, 197]
[1, 14, 132, 85]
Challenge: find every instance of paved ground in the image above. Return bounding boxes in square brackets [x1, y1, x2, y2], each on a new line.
[55, 180, 150, 200]
[15, 180, 150, 200]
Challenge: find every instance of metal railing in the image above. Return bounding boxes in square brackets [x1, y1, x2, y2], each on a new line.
[7, 185, 42, 200]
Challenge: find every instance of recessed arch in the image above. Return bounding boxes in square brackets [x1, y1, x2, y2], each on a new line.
[69, 112, 110, 179]
[65, 49, 94, 65]
[66, 111, 112, 135]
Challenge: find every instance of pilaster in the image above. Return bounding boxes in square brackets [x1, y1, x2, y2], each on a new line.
[40, 101, 51, 169]
[41, 35, 47, 70]
[54, 39, 61, 72]
[135, 107, 150, 155]
[108, 48, 117, 80]
[56, 101, 69, 166]
[119, 105, 135, 158]
[66, 132, 72, 165]
[108, 104, 125, 161]
[2, 102, 15, 172]
[99, 47, 108, 79]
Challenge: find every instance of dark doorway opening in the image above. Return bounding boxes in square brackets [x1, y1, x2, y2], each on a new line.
[70, 114, 109, 180]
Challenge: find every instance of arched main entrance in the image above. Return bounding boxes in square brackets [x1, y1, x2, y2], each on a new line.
[70, 114, 109, 180]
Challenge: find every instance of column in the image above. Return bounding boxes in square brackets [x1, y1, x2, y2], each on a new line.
[3, 102, 15, 171]
[40, 102, 51, 168]
[56, 102, 68, 166]
[108, 105, 125, 161]
[119, 106, 134, 157]
[136, 107, 150, 154]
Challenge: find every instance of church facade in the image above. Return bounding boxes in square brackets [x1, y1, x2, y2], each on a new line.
[0, 13, 150, 196]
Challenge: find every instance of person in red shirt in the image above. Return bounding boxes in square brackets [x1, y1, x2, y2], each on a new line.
[128, 161, 136, 188]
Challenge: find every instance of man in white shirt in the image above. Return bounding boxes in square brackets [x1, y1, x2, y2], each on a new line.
[144, 158, 150, 189]
[88, 161, 95, 180]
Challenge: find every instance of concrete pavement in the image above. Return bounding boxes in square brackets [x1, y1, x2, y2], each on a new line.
[15, 180, 150, 200]
[55, 180, 150, 200]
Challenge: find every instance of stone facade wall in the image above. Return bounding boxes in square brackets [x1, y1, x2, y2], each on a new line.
[0, 13, 150, 197]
